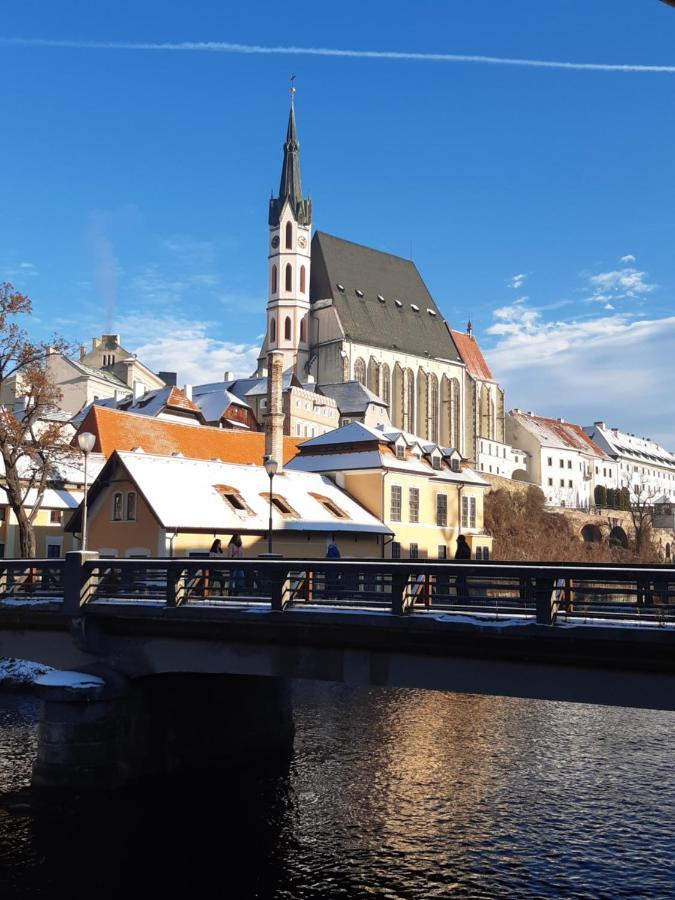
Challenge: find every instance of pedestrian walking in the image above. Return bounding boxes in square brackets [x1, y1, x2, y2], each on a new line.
[454, 534, 471, 601]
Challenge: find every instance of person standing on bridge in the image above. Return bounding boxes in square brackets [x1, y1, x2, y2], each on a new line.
[209, 538, 225, 596]
[227, 533, 245, 597]
[454, 534, 471, 601]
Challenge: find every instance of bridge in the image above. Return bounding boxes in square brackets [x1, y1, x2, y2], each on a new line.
[1, 553, 673, 791]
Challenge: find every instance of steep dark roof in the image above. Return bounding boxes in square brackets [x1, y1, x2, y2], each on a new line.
[268, 102, 311, 227]
[310, 232, 461, 362]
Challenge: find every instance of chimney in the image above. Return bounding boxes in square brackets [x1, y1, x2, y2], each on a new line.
[79, 344, 86, 360]
[133, 380, 145, 400]
[183, 384, 193, 401]
[224, 371, 231, 382]
[92, 337, 101, 350]
[158, 371, 177, 387]
[264, 351, 285, 472]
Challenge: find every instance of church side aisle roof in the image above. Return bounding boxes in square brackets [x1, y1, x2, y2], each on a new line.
[310, 232, 462, 363]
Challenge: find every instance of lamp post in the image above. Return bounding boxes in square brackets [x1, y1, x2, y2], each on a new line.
[77, 431, 96, 551]
[263, 456, 278, 555]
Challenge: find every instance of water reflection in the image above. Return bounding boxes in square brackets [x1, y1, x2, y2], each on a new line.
[1, 685, 674, 899]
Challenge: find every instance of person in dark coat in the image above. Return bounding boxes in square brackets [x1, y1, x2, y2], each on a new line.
[454, 535, 471, 601]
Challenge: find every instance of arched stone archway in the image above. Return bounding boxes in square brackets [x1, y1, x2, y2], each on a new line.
[581, 524, 602, 543]
[609, 525, 629, 549]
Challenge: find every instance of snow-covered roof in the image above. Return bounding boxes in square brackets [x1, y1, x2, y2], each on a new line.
[298, 421, 386, 448]
[585, 423, 675, 468]
[0, 486, 81, 510]
[193, 388, 251, 424]
[510, 410, 611, 459]
[109, 451, 392, 534]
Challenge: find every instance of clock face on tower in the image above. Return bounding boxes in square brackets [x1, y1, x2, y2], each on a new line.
[271, 236, 280, 249]
[297, 235, 307, 249]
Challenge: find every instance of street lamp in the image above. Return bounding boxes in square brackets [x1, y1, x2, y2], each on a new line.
[263, 456, 278, 555]
[77, 431, 96, 551]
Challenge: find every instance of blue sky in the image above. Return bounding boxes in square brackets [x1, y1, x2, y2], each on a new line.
[2, 1, 675, 445]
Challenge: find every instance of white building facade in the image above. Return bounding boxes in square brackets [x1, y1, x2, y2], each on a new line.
[583, 422, 675, 502]
[507, 410, 618, 509]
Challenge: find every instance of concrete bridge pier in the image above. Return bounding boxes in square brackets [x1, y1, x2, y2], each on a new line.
[32, 670, 295, 792]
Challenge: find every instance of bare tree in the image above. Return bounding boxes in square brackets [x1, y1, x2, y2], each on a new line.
[0, 283, 75, 557]
[622, 477, 658, 557]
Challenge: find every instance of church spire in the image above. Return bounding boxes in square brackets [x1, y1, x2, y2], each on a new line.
[269, 83, 311, 227]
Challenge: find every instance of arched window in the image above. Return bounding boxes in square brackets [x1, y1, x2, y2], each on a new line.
[271, 265, 277, 293]
[342, 355, 349, 381]
[270, 317, 276, 344]
[285, 264, 292, 292]
[381, 364, 390, 408]
[430, 374, 439, 443]
[300, 265, 306, 293]
[405, 369, 415, 430]
[354, 358, 366, 385]
[284, 316, 292, 341]
[300, 318, 306, 343]
[285, 222, 292, 249]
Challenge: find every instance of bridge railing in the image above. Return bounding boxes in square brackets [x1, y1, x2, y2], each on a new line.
[62, 556, 675, 625]
[0, 559, 65, 602]
[0, 554, 671, 626]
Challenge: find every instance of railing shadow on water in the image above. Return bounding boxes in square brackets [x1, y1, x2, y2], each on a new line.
[0, 557, 673, 627]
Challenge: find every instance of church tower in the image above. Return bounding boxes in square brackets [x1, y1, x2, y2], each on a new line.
[257, 85, 312, 377]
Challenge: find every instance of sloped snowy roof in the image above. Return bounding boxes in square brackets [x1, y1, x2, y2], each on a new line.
[108, 452, 392, 534]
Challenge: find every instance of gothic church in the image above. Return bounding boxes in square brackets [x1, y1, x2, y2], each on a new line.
[256, 94, 506, 465]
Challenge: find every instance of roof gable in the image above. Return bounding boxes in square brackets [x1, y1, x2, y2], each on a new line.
[450, 330, 494, 381]
[310, 232, 461, 362]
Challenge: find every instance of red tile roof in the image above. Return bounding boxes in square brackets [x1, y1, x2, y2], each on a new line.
[166, 386, 202, 414]
[73, 406, 301, 464]
[511, 410, 611, 459]
[449, 330, 494, 381]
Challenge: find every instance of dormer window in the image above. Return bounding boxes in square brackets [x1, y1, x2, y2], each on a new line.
[427, 309, 437, 316]
[394, 299, 403, 308]
[355, 289, 364, 298]
[261, 493, 299, 519]
[215, 484, 252, 515]
[311, 493, 348, 519]
[336, 283, 345, 292]
[451, 458, 460, 473]
[410, 304, 420, 312]
[396, 445, 405, 460]
[431, 455, 442, 470]
[377, 294, 385, 303]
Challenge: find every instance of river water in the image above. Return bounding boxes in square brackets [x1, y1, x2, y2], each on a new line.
[1, 683, 674, 899]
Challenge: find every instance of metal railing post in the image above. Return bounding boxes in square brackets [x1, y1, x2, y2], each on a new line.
[535, 575, 556, 625]
[391, 568, 409, 615]
[270, 565, 288, 611]
[63, 551, 99, 616]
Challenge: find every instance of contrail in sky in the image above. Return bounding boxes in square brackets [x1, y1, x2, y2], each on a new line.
[2, 37, 675, 73]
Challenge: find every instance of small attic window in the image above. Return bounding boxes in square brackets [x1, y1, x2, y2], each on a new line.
[377, 294, 385, 303]
[261, 492, 299, 518]
[411, 304, 420, 312]
[311, 493, 348, 519]
[396, 445, 406, 460]
[171, 451, 184, 457]
[355, 289, 364, 298]
[427, 309, 437, 316]
[394, 299, 403, 308]
[431, 455, 442, 470]
[130, 447, 145, 453]
[215, 485, 250, 514]
[336, 283, 345, 292]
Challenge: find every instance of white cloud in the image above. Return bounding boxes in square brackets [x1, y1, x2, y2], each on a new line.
[508, 273, 527, 290]
[484, 301, 675, 448]
[588, 266, 655, 301]
[117, 313, 260, 384]
[620, 254, 636, 263]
